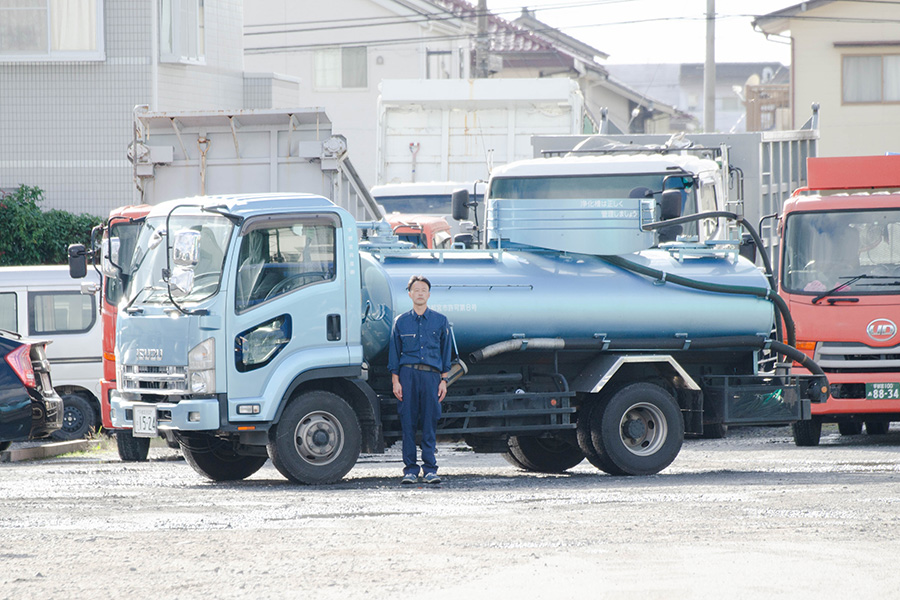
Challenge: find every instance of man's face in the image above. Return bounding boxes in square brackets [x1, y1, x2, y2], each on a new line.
[408, 281, 430, 307]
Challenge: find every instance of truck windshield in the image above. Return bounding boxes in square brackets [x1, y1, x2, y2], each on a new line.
[126, 213, 233, 306]
[105, 220, 142, 306]
[782, 208, 900, 296]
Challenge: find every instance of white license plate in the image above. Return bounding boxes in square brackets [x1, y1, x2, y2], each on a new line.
[866, 382, 900, 400]
[132, 404, 158, 438]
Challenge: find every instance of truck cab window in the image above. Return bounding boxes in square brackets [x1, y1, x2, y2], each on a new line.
[235, 220, 336, 312]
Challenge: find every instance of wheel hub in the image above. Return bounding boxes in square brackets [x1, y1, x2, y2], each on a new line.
[294, 411, 344, 465]
[623, 418, 646, 440]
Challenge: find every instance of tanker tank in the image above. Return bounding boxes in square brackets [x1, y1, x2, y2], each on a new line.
[359, 247, 774, 363]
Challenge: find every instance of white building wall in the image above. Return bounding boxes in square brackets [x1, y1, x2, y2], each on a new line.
[790, 0, 900, 156]
[243, 1, 472, 188]
[0, 0, 247, 216]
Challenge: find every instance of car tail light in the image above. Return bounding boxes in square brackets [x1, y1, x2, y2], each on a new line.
[6, 344, 36, 388]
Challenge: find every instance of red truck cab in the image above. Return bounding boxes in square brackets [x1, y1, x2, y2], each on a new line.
[781, 156, 900, 444]
[386, 214, 453, 249]
[96, 205, 151, 458]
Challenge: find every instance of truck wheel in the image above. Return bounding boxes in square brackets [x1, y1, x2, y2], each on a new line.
[589, 383, 684, 476]
[51, 393, 96, 441]
[791, 419, 822, 446]
[507, 435, 584, 473]
[577, 401, 627, 475]
[700, 423, 728, 439]
[267, 390, 361, 484]
[180, 435, 268, 481]
[116, 431, 151, 462]
[838, 421, 863, 436]
[865, 421, 890, 435]
[501, 450, 528, 469]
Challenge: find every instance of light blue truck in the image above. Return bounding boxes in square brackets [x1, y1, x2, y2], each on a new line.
[72, 181, 827, 484]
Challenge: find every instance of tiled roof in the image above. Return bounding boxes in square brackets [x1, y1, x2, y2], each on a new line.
[430, 0, 556, 53]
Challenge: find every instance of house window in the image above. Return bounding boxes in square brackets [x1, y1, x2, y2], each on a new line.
[843, 54, 900, 103]
[0, 0, 104, 61]
[314, 46, 367, 89]
[160, 0, 205, 64]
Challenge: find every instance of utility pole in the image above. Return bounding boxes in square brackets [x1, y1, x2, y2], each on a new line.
[475, 0, 489, 78]
[703, 0, 716, 132]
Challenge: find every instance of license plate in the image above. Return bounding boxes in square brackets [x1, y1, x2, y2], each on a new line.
[866, 382, 900, 400]
[132, 404, 158, 437]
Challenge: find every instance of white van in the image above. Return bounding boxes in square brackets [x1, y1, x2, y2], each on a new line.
[0, 265, 102, 439]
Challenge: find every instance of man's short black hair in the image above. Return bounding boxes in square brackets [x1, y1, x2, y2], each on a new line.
[407, 275, 431, 291]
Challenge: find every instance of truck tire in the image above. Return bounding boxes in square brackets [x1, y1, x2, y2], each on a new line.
[577, 401, 627, 475]
[700, 423, 728, 439]
[865, 421, 890, 435]
[506, 435, 584, 473]
[838, 421, 863, 436]
[267, 390, 361, 484]
[180, 435, 268, 481]
[51, 393, 96, 441]
[501, 450, 528, 470]
[589, 383, 684, 476]
[791, 419, 822, 446]
[116, 431, 151, 462]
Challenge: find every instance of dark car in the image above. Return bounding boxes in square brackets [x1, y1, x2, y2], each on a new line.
[0, 331, 63, 451]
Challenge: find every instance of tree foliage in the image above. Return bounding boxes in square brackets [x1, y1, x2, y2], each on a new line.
[0, 185, 103, 266]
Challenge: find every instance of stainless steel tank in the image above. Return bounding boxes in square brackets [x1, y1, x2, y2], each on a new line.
[360, 248, 774, 362]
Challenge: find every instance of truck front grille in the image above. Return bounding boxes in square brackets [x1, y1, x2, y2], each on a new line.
[816, 342, 900, 373]
[120, 364, 188, 394]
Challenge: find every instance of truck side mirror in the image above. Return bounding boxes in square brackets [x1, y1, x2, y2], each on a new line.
[739, 233, 758, 263]
[659, 189, 683, 220]
[102, 237, 121, 278]
[451, 189, 470, 221]
[68, 244, 87, 279]
[172, 230, 201, 268]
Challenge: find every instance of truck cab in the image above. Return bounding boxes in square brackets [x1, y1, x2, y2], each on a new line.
[781, 156, 900, 444]
[109, 194, 373, 481]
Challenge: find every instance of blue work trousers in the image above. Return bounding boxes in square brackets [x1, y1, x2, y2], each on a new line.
[398, 367, 442, 476]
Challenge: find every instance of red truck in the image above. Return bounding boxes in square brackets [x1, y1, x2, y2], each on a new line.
[780, 156, 900, 445]
[73, 204, 152, 460]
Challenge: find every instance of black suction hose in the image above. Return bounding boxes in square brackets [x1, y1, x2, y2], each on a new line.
[642, 210, 776, 290]
[469, 335, 823, 377]
[599, 254, 797, 348]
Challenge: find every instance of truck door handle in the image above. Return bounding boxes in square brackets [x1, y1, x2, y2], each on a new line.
[327, 314, 341, 341]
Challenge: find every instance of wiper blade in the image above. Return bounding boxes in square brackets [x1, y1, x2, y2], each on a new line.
[812, 274, 897, 304]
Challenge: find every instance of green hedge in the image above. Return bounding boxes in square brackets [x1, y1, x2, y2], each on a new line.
[0, 185, 103, 266]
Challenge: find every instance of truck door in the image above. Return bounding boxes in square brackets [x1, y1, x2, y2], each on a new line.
[225, 213, 349, 417]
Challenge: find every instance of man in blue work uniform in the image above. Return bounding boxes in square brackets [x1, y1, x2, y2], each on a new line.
[388, 275, 452, 485]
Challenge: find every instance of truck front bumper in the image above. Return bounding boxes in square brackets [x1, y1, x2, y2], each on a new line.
[110, 390, 220, 432]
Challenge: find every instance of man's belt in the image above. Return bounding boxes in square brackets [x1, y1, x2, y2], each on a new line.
[403, 363, 440, 373]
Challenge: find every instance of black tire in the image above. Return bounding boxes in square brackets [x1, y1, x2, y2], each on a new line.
[267, 390, 361, 484]
[0, 441, 11, 452]
[180, 434, 268, 481]
[589, 383, 684, 476]
[577, 400, 626, 475]
[51, 393, 97, 441]
[865, 421, 890, 435]
[838, 421, 863, 436]
[502, 450, 529, 469]
[792, 418, 822, 446]
[116, 430, 151, 462]
[700, 423, 728, 439]
[506, 435, 584, 473]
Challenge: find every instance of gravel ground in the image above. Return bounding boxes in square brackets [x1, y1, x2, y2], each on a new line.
[2, 425, 900, 600]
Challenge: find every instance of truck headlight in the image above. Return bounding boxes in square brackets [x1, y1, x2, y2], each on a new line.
[188, 337, 216, 394]
[235, 315, 292, 372]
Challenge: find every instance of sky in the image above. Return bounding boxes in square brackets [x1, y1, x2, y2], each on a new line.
[486, 0, 799, 65]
